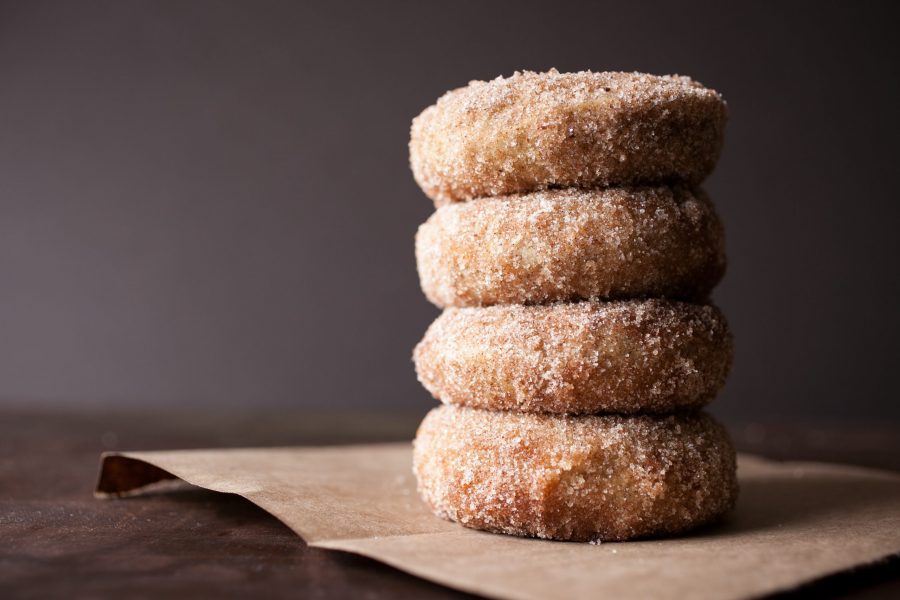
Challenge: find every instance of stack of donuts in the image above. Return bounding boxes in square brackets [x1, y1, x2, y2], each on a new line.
[409, 70, 738, 542]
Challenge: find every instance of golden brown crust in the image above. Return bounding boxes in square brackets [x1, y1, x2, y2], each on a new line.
[414, 300, 733, 415]
[416, 186, 725, 308]
[410, 70, 727, 205]
[413, 406, 738, 542]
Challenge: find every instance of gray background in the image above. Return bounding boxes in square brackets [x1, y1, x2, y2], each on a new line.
[1, 0, 898, 424]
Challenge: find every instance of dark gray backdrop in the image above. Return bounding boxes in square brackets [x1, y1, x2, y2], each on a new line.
[2, 0, 898, 423]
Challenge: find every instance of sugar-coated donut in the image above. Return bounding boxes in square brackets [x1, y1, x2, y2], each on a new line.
[410, 70, 727, 205]
[413, 406, 738, 542]
[414, 300, 732, 415]
[416, 186, 725, 308]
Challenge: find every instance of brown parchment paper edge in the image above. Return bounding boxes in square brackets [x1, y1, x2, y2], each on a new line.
[93, 446, 900, 600]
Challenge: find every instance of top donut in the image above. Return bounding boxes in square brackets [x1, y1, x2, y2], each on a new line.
[410, 70, 727, 205]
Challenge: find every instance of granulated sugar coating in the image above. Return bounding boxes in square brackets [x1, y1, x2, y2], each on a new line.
[416, 186, 725, 308]
[415, 300, 732, 414]
[410, 70, 727, 205]
[413, 406, 738, 542]
[409, 69, 736, 543]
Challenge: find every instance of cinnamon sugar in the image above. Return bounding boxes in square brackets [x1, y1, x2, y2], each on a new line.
[414, 300, 733, 414]
[413, 406, 738, 542]
[416, 186, 725, 308]
[410, 70, 727, 205]
[408, 69, 736, 542]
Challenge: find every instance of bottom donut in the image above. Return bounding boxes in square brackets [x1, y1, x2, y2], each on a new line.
[413, 406, 738, 542]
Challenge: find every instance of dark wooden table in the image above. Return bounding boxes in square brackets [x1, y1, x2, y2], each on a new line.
[2, 404, 899, 599]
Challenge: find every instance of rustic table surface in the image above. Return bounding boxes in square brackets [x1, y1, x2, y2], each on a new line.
[2, 404, 899, 599]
